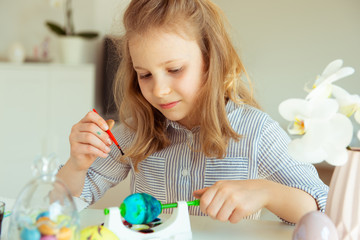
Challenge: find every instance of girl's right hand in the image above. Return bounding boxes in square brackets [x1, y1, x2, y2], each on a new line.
[68, 111, 114, 171]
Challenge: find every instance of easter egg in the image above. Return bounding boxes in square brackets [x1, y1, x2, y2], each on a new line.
[18, 215, 34, 228]
[40, 236, 56, 240]
[80, 225, 119, 240]
[56, 214, 72, 227]
[293, 211, 339, 240]
[130, 224, 150, 231]
[57, 226, 72, 240]
[36, 211, 50, 221]
[20, 227, 41, 240]
[36, 216, 59, 235]
[121, 193, 162, 224]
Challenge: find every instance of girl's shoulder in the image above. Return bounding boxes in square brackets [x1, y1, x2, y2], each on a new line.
[227, 101, 270, 122]
[226, 101, 276, 134]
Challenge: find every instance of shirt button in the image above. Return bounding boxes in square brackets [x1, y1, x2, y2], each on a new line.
[187, 133, 193, 142]
[181, 169, 189, 176]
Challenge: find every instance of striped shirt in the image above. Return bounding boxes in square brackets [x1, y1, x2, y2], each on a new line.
[80, 100, 328, 220]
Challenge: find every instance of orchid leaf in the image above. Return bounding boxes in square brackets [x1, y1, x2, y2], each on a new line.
[76, 32, 99, 39]
[45, 21, 66, 36]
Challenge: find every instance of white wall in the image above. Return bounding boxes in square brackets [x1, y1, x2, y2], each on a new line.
[1, 0, 358, 122]
[212, 0, 360, 129]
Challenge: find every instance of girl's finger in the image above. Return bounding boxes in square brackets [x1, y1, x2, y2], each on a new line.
[205, 190, 227, 219]
[73, 132, 111, 154]
[215, 199, 237, 222]
[72, 142, 109, 159]
[228, 209, 245, 224]
[76, 123, 112, 146]
[198, 187, 218, 215]
[193, 188, 207, 198]
[80, 111, 109, 131]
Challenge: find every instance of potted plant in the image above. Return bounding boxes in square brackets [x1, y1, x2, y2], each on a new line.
[278, 59, 360, 239]
[45, 0, 99, 64]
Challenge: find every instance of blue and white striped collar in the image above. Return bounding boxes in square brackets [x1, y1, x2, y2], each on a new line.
[165, 100, 242, 130]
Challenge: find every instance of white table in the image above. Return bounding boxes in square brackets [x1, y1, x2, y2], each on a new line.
[80, 209, 294, 240]
[0, 196, 294, 240]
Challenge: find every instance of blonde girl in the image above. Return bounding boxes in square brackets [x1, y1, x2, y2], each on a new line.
[58, 0, 328, 224]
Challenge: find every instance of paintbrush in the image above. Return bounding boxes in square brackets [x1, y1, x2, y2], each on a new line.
[93, 109, 124, 155]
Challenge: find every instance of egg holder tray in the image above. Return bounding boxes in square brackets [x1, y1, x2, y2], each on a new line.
[104, 201, 192, 240]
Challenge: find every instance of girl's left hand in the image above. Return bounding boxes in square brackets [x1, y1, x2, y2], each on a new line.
[193, 179, 270, 223]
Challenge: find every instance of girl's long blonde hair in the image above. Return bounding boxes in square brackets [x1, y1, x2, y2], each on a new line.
[113, 0, 260, 170]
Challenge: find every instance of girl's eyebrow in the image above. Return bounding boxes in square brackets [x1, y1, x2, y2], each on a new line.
[134, 59, 185, 70]
[134, 66, 147, 71]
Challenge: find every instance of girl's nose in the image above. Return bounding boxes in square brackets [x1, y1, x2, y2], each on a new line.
[153, 76, 172, 97]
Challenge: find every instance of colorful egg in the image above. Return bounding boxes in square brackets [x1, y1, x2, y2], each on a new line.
[80, 225, 119, 240]
[121, 193, 162, 224]
[36, 216, 59, 235]
[36, 211, 50, 221]
[40, 236, 56, 240]
[18, 215, 34, 228]
[131, 224, 150, 231]
[56, 214, 72, 227]
[57, 227, 72, 240]
[20, 227, 41, 240]
[293, 211, 339, 240]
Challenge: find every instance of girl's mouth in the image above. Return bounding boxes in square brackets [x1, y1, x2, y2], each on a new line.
[160, 101, 180, 109]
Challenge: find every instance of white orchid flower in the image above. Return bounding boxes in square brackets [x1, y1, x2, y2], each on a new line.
[331, 85, 360, 117]
[48, 0, 65, 8]
[279, 98, 339, 135]
[331, 85, 360, 143]
[306, 59, 355, 101]
[279, 59, 357, 165]
[355, 110, 360, 124]
[355, 109, 360, 142]
[279, 97, 353, 165]
[287, 114, 353, 165]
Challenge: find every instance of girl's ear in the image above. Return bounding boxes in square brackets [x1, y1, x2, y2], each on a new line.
[106, 119, 115, 130]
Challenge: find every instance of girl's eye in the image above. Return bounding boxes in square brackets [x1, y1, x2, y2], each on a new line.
[139, 73, 152, 79]
[168, 67, 183, 74]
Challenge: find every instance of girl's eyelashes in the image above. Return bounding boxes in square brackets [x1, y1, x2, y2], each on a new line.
[137, 66, 183, 79]
[168, 67, 183, 74]
[139, 73, 152, 79]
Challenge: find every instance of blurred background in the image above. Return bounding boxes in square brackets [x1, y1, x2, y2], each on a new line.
[0, 0, 359, 208]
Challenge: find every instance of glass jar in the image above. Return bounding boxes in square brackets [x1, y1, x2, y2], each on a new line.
[7, 155, 80, 240]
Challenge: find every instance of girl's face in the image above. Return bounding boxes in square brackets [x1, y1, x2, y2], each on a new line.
[129, 29, 205, 129]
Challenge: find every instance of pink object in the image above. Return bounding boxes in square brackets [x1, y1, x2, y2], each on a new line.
[293, 211, 338, 240]
[40, 235, 56, 240]
[326, 148, 360, 240]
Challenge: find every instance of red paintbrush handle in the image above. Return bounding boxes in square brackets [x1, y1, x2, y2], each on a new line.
[93, 109, 124, 155]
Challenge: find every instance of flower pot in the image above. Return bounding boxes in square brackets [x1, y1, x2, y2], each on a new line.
[58, 36, 92, 65]
[325, 148, 360, 240]
[8, 42, 26, 64]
